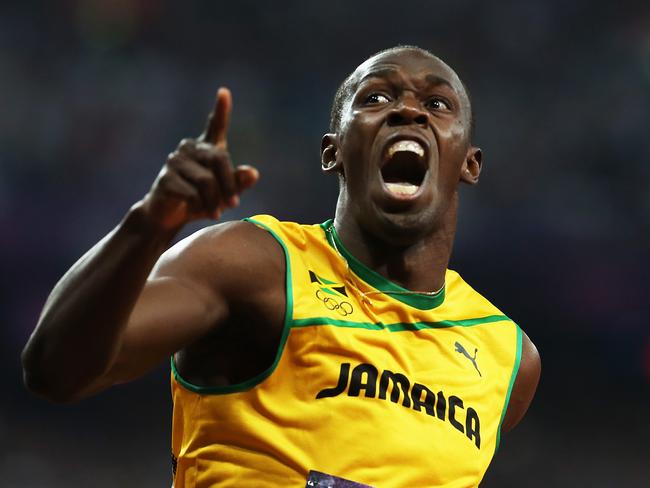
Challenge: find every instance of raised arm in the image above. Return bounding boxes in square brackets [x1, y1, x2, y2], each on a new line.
[21, 88, 261, 402]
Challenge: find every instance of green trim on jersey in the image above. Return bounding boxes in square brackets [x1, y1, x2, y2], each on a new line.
[170, 218, 294, 395]
[494, 324, 523, 451]
[292, 314, 512, 332]
[320, 220, 445, 310]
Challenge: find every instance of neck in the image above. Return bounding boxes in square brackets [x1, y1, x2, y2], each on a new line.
[333, 194, 458, 293]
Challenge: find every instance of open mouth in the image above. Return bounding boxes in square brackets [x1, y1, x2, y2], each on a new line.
[381, 140, 428, 197]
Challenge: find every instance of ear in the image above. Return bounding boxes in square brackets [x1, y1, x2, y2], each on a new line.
[321, 133, 343, 175]
[460, 146, 482, 185]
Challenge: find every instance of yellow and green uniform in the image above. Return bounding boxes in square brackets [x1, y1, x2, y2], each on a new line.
[171, 215, 522, 488]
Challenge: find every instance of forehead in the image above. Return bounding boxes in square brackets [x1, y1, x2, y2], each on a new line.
[352, 50, 465, 96]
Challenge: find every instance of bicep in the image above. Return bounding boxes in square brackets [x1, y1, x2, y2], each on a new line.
[87, 229, 233, 392]
[88, 220, 282, 392]
[501, 330, 541, 433]
[108, 274, 228, 384]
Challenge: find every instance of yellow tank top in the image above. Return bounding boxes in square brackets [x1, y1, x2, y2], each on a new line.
[171, 215, 522, 488]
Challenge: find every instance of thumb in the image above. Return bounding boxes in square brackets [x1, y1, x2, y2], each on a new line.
[235, 165, 260, 193]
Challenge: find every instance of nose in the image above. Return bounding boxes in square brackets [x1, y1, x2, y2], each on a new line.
[387, 93, 428, 127]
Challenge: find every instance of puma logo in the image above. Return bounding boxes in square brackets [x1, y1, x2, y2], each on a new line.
[454, 341, 482, 377]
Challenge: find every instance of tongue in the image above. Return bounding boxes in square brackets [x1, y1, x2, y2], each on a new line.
[385, 182, 419, 196]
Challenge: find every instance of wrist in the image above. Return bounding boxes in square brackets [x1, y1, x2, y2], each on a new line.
[122, 200, 181, 246]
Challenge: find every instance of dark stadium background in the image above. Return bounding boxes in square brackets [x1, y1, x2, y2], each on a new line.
[2, 1, 649, 485]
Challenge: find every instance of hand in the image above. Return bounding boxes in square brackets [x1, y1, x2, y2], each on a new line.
[139, 88, 259, 232]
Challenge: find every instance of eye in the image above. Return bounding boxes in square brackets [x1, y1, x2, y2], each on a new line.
[364, 93, 391, 105]
[426, 97, 451, 111]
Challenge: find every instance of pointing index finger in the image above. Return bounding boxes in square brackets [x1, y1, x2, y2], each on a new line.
[202, 87, 231, 148]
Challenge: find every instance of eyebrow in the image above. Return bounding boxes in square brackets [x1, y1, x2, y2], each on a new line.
[357, 67, 456, 93]
[358, 67, 401, 84]
[425, 74, 454, 91]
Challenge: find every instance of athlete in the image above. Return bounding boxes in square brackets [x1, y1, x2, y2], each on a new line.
[22, 46, 540, 487]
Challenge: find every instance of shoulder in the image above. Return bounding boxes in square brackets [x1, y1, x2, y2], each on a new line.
[502, 329, 541, 432]
[243, 214, 314, 249]
[152, 218, 286, 300]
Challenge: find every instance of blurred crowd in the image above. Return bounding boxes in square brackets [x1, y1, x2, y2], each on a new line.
[1, 0, 648, 485]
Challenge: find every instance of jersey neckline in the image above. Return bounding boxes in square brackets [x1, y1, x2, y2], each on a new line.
[320, 219, 445, 310]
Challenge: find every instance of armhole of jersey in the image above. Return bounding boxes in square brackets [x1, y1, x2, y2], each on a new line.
[170, 217, 294, 395]
[494, 323, 523, 452]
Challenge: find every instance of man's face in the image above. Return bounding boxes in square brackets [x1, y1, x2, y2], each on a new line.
[331, 49, 476, 244]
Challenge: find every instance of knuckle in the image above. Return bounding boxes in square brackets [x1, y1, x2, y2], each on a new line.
[197, 144, 221, 158]
[212, 147, 229, 159]
[195, 174, 213, 187]
[166, 154, 183, 169]
[212, 155, 232, 173]
[178, 138, 195, 152]
[158, 169, 173, 185]
[196, 141, 213, 151]
[196, 143, 220, 161]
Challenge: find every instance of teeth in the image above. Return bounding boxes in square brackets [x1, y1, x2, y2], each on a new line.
[388, 140, 424, 158]
[385, 182, 419, 196]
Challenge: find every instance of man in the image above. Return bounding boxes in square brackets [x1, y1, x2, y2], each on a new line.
[22, 46, 540, 487]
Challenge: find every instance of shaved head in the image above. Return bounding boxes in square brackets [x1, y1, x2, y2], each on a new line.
[329, 45, 474, 138]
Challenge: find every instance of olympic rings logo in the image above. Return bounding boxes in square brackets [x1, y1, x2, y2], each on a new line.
[315, 289, 354, 316]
